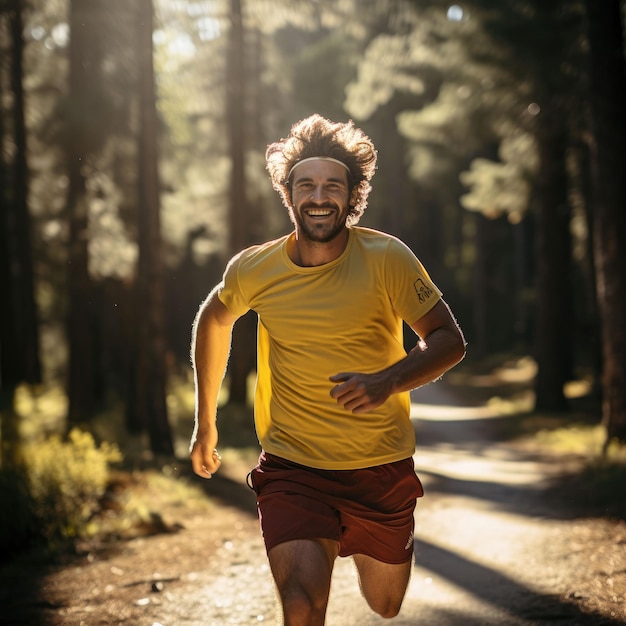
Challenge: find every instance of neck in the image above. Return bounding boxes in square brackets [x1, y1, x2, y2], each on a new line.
[289, 228, 349, 267]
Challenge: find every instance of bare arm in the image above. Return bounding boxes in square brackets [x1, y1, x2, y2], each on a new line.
[189, 287, 240, 478]
[329, 299, 466, 413]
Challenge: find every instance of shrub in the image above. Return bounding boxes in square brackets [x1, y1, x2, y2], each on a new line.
[20, 429, 122, 545]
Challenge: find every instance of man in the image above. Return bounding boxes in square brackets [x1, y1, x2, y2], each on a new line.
[190, 114, 466, 625]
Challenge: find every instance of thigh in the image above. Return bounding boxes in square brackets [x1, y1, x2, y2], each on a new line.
[268, 538, 340, 609]
[353, 553, 412, 616]
[269, 538, 340, 586]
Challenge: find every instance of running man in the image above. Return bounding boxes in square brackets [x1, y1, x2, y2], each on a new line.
[190, 114, 466, 624]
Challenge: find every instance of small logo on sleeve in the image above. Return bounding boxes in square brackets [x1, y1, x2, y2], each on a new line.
[413, 278, 434, 304]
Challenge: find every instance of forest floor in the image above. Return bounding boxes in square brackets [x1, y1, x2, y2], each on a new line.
[1, 360, 626, 626]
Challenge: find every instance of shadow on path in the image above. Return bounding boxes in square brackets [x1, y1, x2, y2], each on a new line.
[414, 538, 623, 626]
[416, 467, 580, 521]
[198, 472, 258, 516]
[177, 463, 259, 517]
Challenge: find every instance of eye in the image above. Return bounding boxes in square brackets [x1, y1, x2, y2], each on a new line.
[326, 183, 345, 193]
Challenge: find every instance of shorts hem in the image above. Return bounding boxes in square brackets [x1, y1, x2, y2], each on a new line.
[264, 534, 340, 555]
[340, 550, 414, 565]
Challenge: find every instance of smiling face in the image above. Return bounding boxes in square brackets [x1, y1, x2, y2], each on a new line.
[289, 159, 353, 244]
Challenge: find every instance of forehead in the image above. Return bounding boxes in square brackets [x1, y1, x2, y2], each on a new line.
[291, 159, 349, 185]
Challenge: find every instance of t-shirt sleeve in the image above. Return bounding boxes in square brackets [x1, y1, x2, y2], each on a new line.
[384, 237, 442, 324]
[216, 251, 252, 317]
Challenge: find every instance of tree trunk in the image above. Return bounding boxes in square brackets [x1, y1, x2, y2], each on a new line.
[227, 0, 247, 256]
[470, 214, 521, 358]
[226, 0, 255, 406]
[0, 0, 41, 468]
[0, 0, 41, 387]
[472, 213, 488, 359]
[512, 215, 533, 349]
[585, 0, 626, 446]
[131, 0, 173, 456]
[573, 139, 602, 397]
[533, 114, 573, 412]
[65, 0, 99, 425]
[9, 0, 41, 385]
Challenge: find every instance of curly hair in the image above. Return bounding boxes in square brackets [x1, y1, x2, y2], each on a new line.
[266, 114, 377, 226]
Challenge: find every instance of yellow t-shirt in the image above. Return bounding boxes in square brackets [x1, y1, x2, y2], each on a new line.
[218, 226, 441, 470]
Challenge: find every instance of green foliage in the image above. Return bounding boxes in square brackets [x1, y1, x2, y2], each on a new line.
[460, 129, 539, 220]
[18, 429, 122, 545]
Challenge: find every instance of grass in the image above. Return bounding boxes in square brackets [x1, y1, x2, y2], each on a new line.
[88, 466, 214, 542]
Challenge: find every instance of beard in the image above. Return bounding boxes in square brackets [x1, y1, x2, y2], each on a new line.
[292, 203, 348, 243]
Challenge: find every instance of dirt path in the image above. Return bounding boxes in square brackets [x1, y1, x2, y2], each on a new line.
[2, 380, 626, 625]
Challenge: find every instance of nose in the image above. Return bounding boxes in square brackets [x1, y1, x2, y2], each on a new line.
[309, 185, 327, 203]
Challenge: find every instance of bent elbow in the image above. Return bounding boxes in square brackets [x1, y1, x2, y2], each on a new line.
[450, 329, 467, 365]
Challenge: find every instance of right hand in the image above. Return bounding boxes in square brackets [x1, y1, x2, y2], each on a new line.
[190, 427, 222, 479]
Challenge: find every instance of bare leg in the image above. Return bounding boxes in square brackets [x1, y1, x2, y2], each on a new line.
[352, 554, 412, 619]
[268, 538, 340, 626]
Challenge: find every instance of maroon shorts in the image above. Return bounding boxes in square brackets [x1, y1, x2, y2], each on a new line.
[247, 452, 424, 564]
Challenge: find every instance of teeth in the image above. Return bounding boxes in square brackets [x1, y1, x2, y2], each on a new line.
[307, 210, 332, 216]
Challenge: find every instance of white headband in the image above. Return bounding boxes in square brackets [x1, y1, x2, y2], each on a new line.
[287, 157, 351, 181]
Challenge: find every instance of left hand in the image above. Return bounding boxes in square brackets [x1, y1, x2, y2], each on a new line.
[329, 372, 391, 414]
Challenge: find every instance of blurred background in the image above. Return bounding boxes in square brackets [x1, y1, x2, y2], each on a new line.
[0, 0, 624, 552]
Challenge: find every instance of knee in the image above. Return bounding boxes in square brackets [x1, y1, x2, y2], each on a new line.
[376, 606, 401, 619]
[371, 598, 403, 619]
[280, 586, 328, 623]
